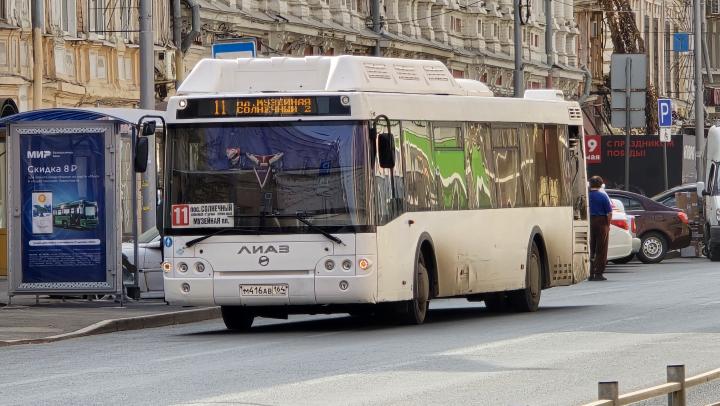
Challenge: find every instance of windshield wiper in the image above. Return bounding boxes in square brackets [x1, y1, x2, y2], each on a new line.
[185, 214, 345, 247]
[294, 214, 345, 246]
[184, 227, 257, 248]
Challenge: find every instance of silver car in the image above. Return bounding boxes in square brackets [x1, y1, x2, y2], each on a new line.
[122, 227, 164, 299]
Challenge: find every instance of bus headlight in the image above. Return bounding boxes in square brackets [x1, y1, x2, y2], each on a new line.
[162, 262, 173, 273]
[340, 95, 351, 106]
[194, 262, 205, 273]
[178, 98, 188, 109]
[342, 259, 352, 270]
[178, 262, 189, 273]
[716, 209, 720, 222]
[358, 258, 371, 270]
[325, 260, 335, 270]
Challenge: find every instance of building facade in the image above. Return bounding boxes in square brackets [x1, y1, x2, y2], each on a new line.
[1, 0, 585, 113]
[178, 0, 584, 97]
[575, 0, 696, 135]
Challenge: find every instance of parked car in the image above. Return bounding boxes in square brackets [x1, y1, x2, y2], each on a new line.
[608, 199, 641, 264]
[122, 227, 164, 299]
[650, 183, 697, 209]
[607, 198, 637, 261]
[606, 189, 691, 263]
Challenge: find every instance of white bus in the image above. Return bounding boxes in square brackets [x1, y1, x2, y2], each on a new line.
[160, 56, 590, 330]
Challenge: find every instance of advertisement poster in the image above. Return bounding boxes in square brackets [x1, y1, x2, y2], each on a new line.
[586, 134, 683, 197]
[18, 128, 109, 288]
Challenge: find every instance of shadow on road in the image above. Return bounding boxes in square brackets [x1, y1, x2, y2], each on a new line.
[181, 303, 597, 336]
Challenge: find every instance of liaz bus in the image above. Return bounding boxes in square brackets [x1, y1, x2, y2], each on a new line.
[160, 56, 590, 330]
[53, 200, 99, 229]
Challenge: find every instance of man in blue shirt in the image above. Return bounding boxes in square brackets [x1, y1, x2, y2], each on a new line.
[588, 176, 613, 281]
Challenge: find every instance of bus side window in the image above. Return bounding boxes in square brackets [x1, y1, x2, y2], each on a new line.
[402, 121, 438, 211]
[465, 123, 494, 209]
[491, 126, 524, 208]
[374, 120, 404, 225]
[432, 122, 468, 210]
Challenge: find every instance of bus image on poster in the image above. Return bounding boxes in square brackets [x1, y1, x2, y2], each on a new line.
[53, 200, 99, 230]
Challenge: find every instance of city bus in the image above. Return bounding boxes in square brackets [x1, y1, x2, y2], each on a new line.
[53, 200, 99, 229]
[160, 56, 590, 330]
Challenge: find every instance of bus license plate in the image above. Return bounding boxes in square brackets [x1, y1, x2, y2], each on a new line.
[240, 284, 289, 297]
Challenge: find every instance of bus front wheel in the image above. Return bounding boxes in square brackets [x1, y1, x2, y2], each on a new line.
[221, 306, 255, 331]
[508, 241, 542, 312]
[396, 253, 430, 325]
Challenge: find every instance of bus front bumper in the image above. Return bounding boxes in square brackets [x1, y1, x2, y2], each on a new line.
[164, 271, 378, 307]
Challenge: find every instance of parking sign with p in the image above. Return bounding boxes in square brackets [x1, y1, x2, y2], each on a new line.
[658, 99, 672, 128]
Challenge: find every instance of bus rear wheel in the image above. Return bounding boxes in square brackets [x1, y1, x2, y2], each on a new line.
[221, 306, 255, 331]
[508, 242, 542, 312]
[396, 253, 430, 325]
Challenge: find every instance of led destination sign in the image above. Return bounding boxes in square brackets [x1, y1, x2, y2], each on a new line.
[176, 96, 351, 119]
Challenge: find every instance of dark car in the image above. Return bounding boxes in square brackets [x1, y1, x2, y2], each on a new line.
[650, 183, 697, 209]
[606, 189, 691, 263]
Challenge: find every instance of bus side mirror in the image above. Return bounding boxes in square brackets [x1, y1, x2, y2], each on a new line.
[134, 136, 149, 173]
[378, 133, 395, 169]
[141, 121, 156, 136]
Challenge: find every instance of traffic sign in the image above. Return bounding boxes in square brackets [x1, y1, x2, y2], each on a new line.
[212, 40, 257, 59]
[660, 128, 672, 142]
[673, 33, 690, 52]
[658, 98, 672, 127]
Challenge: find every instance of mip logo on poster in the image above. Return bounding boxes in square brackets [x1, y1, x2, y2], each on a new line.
[26, 150, 52, 159]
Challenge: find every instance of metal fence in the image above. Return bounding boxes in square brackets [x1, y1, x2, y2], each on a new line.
[583, 365, 720, 406]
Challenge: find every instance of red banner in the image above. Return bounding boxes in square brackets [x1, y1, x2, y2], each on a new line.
[585, 135, 601, 164]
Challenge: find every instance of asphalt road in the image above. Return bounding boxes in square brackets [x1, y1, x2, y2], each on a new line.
[2, 258, 720, 406]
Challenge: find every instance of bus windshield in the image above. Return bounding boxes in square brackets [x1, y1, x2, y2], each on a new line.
[84, 206, 97, 217]
[166, 121, 370, 232]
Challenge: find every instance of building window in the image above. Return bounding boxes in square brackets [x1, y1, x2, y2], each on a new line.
[88, 0, 106, 33]
[89, 52, 107, 80]
[451, 16, 462, 33]
[120, 0, 132, 39]
[533, 34, 539, 47]
[50, 0, 77, 35]
[0, 0, 6, 21]
[477, 20, 482, 35]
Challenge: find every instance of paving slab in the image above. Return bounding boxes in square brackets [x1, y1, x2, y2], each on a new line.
[0, 278, 219, 345]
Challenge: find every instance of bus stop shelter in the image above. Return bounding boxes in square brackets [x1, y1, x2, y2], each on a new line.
[0, 108, 164, 300]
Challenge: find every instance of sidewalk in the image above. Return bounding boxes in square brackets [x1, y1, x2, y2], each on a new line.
[0, 278, 219, 346]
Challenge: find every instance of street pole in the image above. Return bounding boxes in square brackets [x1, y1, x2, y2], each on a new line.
[173, 0, 185, 87]
[514, 0, 524, 97]
[624, 58, 632, 191]
[139, 0, 156, 232]
[545, 0, 554, 88]
[31, 0, 44, 109]
[694, 0, 704, 181]
[372, 0, 381, 56]
[663, 143, 668, 190]
[139, 0, 154, 109]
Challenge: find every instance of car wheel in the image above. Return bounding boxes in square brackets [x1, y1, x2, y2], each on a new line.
[396, 253, 430, 325]
[508, 241, 542, 312]
[611, 254, 635, 264]
[221, 306, 255, 331]
[637, 232, 668, 264]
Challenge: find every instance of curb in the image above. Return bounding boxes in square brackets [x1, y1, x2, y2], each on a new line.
[0, 307, 221, 347]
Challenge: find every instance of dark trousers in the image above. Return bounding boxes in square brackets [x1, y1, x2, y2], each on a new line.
[590, 216, 610, 275]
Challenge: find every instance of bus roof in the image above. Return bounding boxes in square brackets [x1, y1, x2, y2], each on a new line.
[177, 55, 494, 97]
